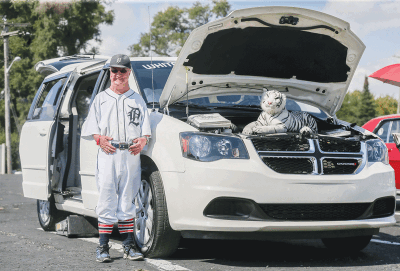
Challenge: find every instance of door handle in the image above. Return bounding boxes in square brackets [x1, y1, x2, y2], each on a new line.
[388, 148, 393, 152]
[39, 129, 47, 136]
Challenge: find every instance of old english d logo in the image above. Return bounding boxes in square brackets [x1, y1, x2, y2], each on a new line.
[127, 105, 140, 126]
[117, 58, 121, 63]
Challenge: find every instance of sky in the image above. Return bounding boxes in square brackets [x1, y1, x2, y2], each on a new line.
[87, 0, 400, 99]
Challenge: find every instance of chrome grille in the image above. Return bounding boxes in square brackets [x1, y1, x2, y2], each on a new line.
[319, 137, 361, 153]
[322, 158, 360, 174]
[252, 135, 364, 175]
[251, 136, 309, 152]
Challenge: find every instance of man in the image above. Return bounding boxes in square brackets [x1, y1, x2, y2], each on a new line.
[81, 54, 151, 262]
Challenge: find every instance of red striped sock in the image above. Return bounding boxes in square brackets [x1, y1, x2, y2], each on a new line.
[98, 223, 113, 234]
[118, 218, 134, 234]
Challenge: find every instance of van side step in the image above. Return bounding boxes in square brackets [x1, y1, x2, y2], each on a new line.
[56, 215, 98, 237]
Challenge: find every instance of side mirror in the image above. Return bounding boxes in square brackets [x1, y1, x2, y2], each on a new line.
[32, 107, 42, 119]
[392, 133, 400, 149]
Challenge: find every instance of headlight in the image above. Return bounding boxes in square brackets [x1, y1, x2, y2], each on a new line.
[366, 139, 389, 165]
[180, 132, 249, 162]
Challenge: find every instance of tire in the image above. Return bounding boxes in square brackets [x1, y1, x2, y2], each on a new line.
[134, 168, 181, 258]
[37, 195, 67, 231]
[321, 235, 372, 253]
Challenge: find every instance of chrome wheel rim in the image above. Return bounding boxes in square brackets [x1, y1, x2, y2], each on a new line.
[135, 178, 154, 248]
[38, 200, 50, 225]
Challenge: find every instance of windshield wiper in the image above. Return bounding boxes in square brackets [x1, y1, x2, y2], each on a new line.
[210, 105, 261, 110]
[172, 102, 262, 111]
[173, 102, 209, 109]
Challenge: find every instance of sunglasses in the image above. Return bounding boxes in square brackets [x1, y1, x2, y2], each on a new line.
[111, 68, 129, 74]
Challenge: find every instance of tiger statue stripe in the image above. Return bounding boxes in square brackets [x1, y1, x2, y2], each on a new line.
[242, 89, 318, 135]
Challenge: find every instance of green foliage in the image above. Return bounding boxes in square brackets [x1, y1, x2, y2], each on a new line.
[31, 1, 114, 58]
[376, 95, 397, 116]
[130, 7, 186, 57]
[337, 80, 398, 126]
[0, 1, 114, 170]
[188, 2, 213, 28]
[211, 0, 231, 17]
[129, 0, 231, 57]
[358, 76, 376, 126]
[336, 90, 362, 124]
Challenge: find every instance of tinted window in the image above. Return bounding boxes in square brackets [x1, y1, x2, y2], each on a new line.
[376, 121, 391, 142]
[389, 120, 400, 143]
[74, 72, 100, 122]
[33, 78, 66, 119]
[130, 61, 175, 103]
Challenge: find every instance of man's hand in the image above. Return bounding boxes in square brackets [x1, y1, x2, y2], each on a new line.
[94, 134, 116, 154]
[129, 137, 147, 155]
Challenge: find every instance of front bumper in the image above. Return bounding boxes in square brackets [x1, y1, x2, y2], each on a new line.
[161, 146, 396, 233]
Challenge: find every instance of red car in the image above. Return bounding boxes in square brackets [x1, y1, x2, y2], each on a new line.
[363, 114, 400, 193]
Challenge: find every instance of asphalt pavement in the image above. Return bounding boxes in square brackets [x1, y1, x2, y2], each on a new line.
[1, 174, 400, 271]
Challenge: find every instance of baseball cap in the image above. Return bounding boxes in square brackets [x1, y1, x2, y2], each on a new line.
[110, 54, 131, 69]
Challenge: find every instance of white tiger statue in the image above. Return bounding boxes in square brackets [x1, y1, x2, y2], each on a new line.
[242, 89, 318, 135]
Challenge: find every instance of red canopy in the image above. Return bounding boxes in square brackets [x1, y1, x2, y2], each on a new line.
[369, 64, 400, 87]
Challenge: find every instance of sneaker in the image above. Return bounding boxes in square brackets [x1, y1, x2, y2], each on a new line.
[96, 244, 111, 263]
[123, 244, 144, 261]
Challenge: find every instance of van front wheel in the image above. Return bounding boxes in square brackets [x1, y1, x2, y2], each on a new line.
[134, 169, 181, 258]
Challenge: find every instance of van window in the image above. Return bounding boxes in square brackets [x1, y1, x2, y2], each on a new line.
[33, 78, 67, 120]
[73, 72, 100, 123]
[389, 120, 400, 143]
[376, 121, 391, 143]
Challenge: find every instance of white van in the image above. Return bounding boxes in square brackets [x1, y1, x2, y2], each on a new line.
[20, 7, 396, 258]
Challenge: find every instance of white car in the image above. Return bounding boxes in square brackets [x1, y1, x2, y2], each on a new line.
[20, 7, 396, 258]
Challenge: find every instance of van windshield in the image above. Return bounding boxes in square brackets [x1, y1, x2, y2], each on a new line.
[130, 60, 175, 103]
[186, 95, 328, 119]
[130, 61, 327, 119]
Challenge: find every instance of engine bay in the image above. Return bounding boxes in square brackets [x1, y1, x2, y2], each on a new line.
[185, 112, 373, 143]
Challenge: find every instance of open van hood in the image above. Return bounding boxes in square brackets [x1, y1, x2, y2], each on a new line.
[160, 6, 365, 116]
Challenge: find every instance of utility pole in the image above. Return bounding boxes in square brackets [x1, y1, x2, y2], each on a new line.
[1, 21, 30, 174]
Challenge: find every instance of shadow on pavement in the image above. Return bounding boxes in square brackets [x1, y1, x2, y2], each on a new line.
[168, 237, 400, 269]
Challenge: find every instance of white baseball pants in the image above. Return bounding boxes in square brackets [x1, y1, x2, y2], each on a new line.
[95, 148, 141, 225]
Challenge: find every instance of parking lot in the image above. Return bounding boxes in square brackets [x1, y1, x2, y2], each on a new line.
[1, 174, 399, 271]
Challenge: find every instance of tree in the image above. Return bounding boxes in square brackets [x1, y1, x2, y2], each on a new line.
[129, 0, 231, 57]
[375, 95, 397, 116]
[358, 76, 376, 126]
[86, 46, 101, 55]
[32, 2, 113, 58]
[336, 90, 362, 124]
[0, 1, 114, 169]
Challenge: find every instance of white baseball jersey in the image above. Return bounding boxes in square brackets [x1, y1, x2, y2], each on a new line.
[81, 88, 151, 225]
[81, 88, 151, 141]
